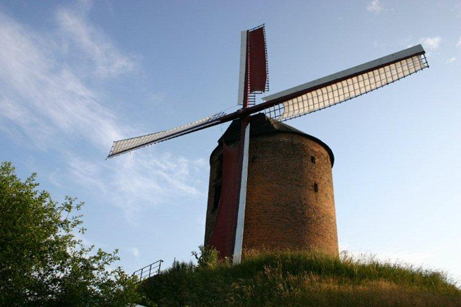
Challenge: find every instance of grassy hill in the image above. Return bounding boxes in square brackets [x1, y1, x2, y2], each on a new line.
[138, 250, 460, 306]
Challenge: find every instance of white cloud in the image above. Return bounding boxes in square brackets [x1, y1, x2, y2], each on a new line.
[419, 37, 442, 50]
[446, 57, 457, 63]
[454, 2, 461, 18]
[130, 247, 140, 258]
[147, 92, 167, 106]
[0, 7, 204, 223]
[457, 37, 461, 48]
[67, 151, 205, 224]
[0, 11, 124, 149]
[56, 6, 137, 78]
[366, 0, 383, 13]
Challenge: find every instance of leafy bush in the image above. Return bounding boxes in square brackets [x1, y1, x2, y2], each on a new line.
[191, 245, 221, 269]
[0, 162, 142, 306]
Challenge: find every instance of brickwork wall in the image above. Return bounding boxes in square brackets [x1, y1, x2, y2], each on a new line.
[204, 132, 338, 257]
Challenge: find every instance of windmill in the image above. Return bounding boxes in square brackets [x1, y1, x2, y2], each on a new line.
[107, 25, 429, 264]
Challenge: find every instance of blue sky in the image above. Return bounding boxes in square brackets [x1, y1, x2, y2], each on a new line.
[1, 0, 460, 282]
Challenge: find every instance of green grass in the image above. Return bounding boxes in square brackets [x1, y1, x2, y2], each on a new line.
[138, 250, 461, 306]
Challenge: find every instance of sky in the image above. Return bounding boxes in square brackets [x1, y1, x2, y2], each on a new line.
[0, 0, 460, 283]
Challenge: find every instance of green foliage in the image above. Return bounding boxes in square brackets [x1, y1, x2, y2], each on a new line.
[139, 249, 461, 306]
[191, 245, 221, 269]
[0, 162, 142, 306]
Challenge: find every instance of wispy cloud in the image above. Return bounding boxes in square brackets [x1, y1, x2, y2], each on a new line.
[418, 37, 442, 51]
[0, 10, 124, 149]
[66, 151, 205, 224]
[130, 247, 140, 258]
[366, 0, 383, 14]
[0, 6, 203, 223]
[56, 7, 137, 78]
[457, 37, 461, 48]
[454, 2, 461, 18]
[446, 57, 457, 64]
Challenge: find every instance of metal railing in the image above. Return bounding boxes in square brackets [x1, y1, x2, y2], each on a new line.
[132, 260, 163, 281]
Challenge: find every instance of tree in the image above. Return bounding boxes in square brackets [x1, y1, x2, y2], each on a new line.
[0, 162, 142, 306]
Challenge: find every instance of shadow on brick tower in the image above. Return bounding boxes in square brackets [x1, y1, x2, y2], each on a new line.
[204, 114, 339, 259]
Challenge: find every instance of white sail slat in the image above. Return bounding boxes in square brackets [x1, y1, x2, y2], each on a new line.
[107, 112, 226, 158]
[262, 46, 428, 122]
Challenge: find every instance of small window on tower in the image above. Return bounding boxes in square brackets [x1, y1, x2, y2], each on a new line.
[314, 183, 319, 193]
[311, 156, 316, 163]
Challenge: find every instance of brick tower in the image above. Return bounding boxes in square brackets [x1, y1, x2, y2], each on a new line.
[204, 114, 339, 258]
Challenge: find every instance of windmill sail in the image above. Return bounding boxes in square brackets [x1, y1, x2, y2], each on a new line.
[248, 26, 268, 93]
[238, 25, 269, 105]
[107, 43, 429, 160]
[107, 112, 226, 158]
[260, 45, 428, 121]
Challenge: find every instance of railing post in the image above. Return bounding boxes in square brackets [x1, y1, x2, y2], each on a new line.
[132, 259, 163, 282]
[158, 260, 163, 274]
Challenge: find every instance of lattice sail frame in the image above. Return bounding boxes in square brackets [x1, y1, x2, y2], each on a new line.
[262, 46, 428, 121]
[107, 112, 226, 158]
[107, 44, 428, 159]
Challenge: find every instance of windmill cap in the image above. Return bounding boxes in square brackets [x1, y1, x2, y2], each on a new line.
[213, 113, 335, 167]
